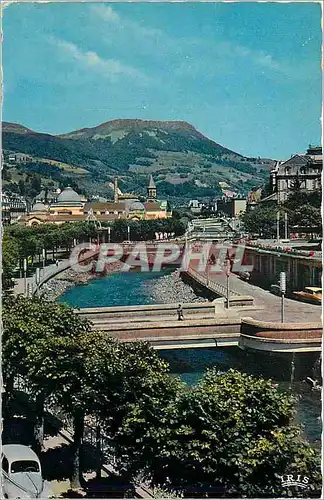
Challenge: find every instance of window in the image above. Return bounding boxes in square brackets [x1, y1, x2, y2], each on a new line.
[11, 460, 40, 473]
[2, 456, 9, 473]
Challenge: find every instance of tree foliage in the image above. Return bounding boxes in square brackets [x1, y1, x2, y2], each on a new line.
[241, 204, 278, 238]
[2, 296, 321, 496]
[2, 233, 20, 290]
[109, 369, 321, 497]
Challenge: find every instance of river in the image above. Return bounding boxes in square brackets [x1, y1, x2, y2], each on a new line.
[58, 269, 321, 448]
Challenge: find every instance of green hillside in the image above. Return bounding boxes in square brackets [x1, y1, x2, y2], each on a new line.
[2, 119, 274, 203]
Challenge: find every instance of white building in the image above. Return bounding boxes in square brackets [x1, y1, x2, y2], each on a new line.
[270, 146, 322, 203]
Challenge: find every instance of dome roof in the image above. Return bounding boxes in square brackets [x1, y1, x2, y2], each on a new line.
[129, 201, 145, 211]
[57, 186, 81, 203]
[32, 202, 47, 212]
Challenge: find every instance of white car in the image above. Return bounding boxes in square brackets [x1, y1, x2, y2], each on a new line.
[2, 444, 53, 498]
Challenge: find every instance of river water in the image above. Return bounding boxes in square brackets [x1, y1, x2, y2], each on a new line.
[59, 270, 321, 448]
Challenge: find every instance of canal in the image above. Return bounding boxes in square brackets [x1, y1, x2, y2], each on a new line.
[59, 270, 321, 448]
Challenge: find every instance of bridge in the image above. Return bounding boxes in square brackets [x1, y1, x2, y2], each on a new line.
[76, 302, 322, 353]
[186, 217, 237, 241]
[20, 238, 321, 353]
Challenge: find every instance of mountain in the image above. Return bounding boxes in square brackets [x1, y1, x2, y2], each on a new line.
[2, 122, 35, 134]
[2, 119, 274, 203]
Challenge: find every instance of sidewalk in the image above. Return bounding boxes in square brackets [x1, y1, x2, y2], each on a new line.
[13, 259, 70, 296]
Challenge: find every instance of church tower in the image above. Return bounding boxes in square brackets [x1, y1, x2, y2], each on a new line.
[147, 174, 157, 201]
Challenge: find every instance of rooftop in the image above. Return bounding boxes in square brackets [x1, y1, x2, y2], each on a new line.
[57, 186, 82, 203]
[148, 174, 156, 189]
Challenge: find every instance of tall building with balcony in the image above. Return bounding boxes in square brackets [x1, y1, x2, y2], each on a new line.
[270, 145, 322, 203]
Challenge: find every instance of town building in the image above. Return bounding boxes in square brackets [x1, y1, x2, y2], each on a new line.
[48, 187, 85, 217]
[34, 189, 59, 205]
[147, 174, 157, 201]
[188, 200, 203, 214]
[83, 201, 127, 220]
[7, 152, 33, 164]
[19, 175, 171, 226]
[269, 145, 322, 203]
[2, 192, 27, 224]
[216, 197, 247, 218]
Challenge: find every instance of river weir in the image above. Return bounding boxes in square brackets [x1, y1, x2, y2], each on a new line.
[56, 268, 321, 447]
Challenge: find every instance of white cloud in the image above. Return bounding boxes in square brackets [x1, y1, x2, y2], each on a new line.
[52, 38, 149, 84]
[91, 5, 120, 23]
[90, 4, 164, 41]
[231, 43, 283, 72]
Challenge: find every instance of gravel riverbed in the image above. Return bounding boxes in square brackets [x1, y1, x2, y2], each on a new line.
[40, 265, 205, 304]
[144, 270, 206, 304]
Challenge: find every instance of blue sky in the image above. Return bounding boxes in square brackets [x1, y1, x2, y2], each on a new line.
[3, 2, 322, 159]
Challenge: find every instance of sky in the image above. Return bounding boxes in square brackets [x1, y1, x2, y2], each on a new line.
[2, 1, 322, 159]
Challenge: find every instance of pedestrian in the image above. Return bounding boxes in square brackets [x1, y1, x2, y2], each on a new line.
[55, 259, 59, 267]
[177, 304, 184, 321]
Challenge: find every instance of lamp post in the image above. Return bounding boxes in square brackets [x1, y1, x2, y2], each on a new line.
[284, 212, 288, 240]
[108, 226, 111, 244]
[42, 248, 46, 270]
[127, 225, 130, 242]
[206, 261, 209, 287]
[23, 258, 27, 296]
[225, 257, 231, 309]
[36, 267, 40, 297]
[279, 271, 286, 323]
[290, 352, 296, 390]
[276, 211, 280, 242]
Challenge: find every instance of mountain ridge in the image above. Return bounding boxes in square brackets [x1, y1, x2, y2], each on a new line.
[2, 119, 274, 203]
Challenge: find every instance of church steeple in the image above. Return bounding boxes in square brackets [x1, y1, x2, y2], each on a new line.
[147, 174, 157, 200]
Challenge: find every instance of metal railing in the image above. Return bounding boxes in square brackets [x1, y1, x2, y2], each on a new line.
[186, 266, 240, 297]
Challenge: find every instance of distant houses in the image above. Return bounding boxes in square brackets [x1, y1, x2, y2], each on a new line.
[2, 192, 28, 224]
[6, 152, 33, 164]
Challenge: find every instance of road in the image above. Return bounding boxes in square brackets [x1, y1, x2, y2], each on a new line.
[189, 262, 322, 324]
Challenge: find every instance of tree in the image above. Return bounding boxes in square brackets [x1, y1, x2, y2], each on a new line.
[2, 295, 92, 487]
[282, 188, 322, 212]
[82, 338, 183, 481]
[241, 204, 278, 238]
[2, 233, 19, 290]
[111, 369, 321, 497]
[260, 180, 273, 199]
[290, 205, 322, 234]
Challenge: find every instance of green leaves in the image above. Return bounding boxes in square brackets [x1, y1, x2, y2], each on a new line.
[2, 233, 20, 290]
[107, 367, 321, 496]
[3, 297, 321, 496]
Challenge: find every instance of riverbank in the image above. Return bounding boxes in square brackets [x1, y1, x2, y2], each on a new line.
[39, 262, 123, 301]
[145, 270, 206, 304]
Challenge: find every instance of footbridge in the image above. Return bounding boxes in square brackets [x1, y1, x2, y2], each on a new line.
[76, 302, 322, 353]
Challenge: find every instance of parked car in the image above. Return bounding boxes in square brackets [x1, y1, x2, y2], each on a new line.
[293, 287, 322, 305]
[270, 283, 282, 296]
[238, 271, 250, 282]
[2, 444, 53, 498]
